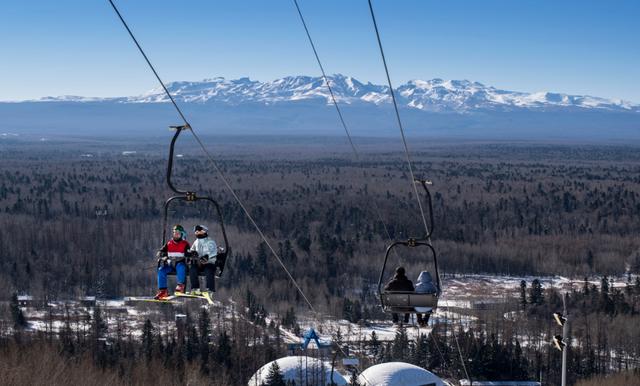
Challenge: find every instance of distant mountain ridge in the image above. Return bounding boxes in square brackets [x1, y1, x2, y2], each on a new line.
[30, 74, 639, 113]
[3, 74, 639, 140]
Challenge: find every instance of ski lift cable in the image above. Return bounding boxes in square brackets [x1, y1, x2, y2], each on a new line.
[106, 0, 188, 126]
[368, 0, 471, 379]
[292, 0, 359, 158]
[108, 4, 367, 381]
[279, 2, 380, 381]
[292, 0, 402, 262]
[294, 1, 449, 376]
[293, 3, 445, 381]
[290, 3, 415, 381]
[106, 0, 317, 315]
[427, 325, 451, 373]
[366, 0, 432, 244]
[445, 299, 471, 381]
[452, 319, 471, 381]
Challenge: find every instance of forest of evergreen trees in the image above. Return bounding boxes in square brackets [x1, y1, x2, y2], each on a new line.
[3, 274, 639, 385]
[1, 138, 639, 384]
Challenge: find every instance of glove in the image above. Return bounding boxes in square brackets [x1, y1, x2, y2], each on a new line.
[187, 250, 199, 258]
[157, 256, 169, 267]
[199, 254, 209, 265]
[156, 250, 167, 258]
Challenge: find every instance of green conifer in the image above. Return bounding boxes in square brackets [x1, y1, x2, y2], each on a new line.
[263, 360, 286, 386]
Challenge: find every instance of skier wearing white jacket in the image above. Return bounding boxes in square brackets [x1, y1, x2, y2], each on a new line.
[415, 271, 437, 327]
[188, 224, 218, 294]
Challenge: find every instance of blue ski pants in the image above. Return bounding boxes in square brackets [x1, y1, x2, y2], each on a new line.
[157, 261, 186, 289]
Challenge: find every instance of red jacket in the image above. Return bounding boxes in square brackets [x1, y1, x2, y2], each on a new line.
[160, 238, 190, 261]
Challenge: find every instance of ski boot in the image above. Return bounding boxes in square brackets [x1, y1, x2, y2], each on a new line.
[175, 283, 186, 294]
[154, 289, 170, 300]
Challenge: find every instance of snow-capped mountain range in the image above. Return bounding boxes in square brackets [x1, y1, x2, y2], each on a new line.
[33, 74, 639, 113]
[5, 75, 638, 139]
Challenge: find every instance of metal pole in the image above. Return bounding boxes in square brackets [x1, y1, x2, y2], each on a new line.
[561, 292, 568, 386]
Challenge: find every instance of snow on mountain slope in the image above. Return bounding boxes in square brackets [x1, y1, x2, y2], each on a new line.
[31, 75, 639, 113]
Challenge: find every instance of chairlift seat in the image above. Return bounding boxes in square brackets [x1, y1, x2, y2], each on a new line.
[165, 264, 215, 277]
[381, 290, 438, 313]
[165, 251, 227, 277]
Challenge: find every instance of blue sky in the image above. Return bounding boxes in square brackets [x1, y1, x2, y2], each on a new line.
[1, 0, 638, 102]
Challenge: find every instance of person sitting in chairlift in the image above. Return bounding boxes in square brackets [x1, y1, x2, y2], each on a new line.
[415, 271, 436, 327]
[155, 224, 190, 299]
[188, 224, 218, 295]
[384, 266, 414, 324]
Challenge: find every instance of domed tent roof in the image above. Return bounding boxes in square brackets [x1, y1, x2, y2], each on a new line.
[358, 362, 444, 386]
[248, 356, 348, 386]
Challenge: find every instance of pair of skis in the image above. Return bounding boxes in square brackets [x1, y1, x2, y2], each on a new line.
[129, 291, 213, 305]
[175, 291, 214, 304]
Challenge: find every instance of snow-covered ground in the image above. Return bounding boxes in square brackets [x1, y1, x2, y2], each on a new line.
[9, 274, 635, 344]
[440, 273, 631, 302]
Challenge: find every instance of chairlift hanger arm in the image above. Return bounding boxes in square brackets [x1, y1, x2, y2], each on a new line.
[162, 195, 188, 245]
[414, 178, 435, 240]
[166, 125, 191, 195]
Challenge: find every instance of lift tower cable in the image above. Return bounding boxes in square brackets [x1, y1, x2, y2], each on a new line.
[292, 0, 449, 374]
[366, 0, 432, 242]
[292, 0, 358, 157]
[367, 0, 470, 381]
[291, 0, 405, 260]
[106, 0, 317, 315]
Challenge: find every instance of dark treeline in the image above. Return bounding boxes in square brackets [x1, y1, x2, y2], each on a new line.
[2, 277, 639, 385]
[1, 295, 285, 385]
[1, 141, 640, 304]
[345, 276, 640, 385]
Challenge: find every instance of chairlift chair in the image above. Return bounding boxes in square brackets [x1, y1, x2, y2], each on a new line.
[377, 180, 441, 315]
[161, 125, 231, 276]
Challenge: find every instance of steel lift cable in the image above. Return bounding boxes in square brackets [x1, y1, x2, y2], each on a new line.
[292, 2, 446, 380]
[291, 0, 402, 260]
[444, 299, 472, 381]
[107, 5, 371, 380]
[107, 0, 317, 316]
[366, 0, 432, 242]
[368, 0, 470, 380]
[292, 0, 359, 158]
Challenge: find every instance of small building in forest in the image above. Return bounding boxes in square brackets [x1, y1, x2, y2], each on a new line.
[17, 295, 34, 307]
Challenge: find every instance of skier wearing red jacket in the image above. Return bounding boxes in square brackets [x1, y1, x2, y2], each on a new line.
[154, 224, 190, 300]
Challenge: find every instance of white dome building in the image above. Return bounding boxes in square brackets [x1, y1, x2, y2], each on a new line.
[358, 362, 445, 386]
[248, 356, 348, 386]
